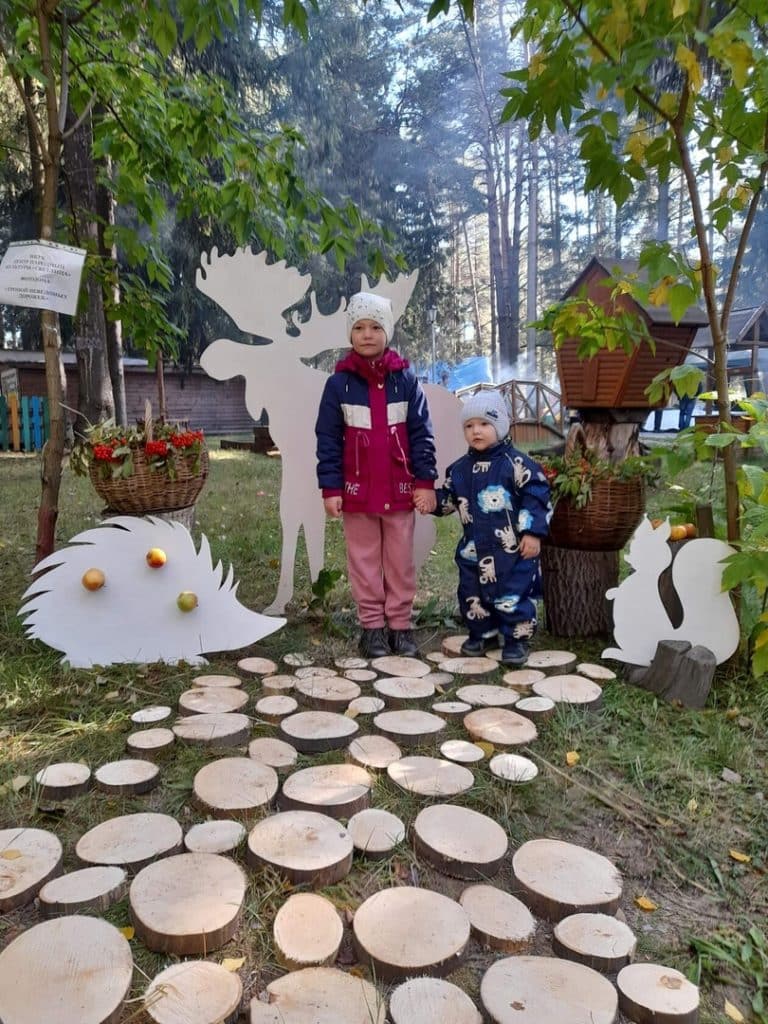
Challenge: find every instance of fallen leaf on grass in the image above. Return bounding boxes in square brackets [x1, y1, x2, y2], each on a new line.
[634, 895, 658, 912]
[725, 707, 741, 720]
[476, 742, 494, 758]
[344, 708, 359, 719]
[724, 999, 745, 1022]
[0, 776, 30, 796]
[119, 926, 134, 940]
[565, 751, 580, 767]
[0, 849, 22, 860]
[221, 957, 245, 972]
[728, 849, 751, 863]
[686, 798, 698, 814]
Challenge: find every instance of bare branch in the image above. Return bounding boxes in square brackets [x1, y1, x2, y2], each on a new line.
[62, 90, 97, 140]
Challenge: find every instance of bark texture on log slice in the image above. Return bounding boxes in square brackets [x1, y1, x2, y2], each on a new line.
[489, 753, 538, 784]
[35, 762, 91, 800]
[279, 764, 373, 819]
[0, 827, 63, 911]
[192, 674, 242, 688]
[389, 977, 482, 1024]
[553, 912, 637, 972]
[512, 838, 622, 920]
[184, 820, 246, 855]
[456, 684, 519, 707]
[370, 655, 432, 677]
[335, 656, 369, 670]
[279, 711, 359, 753]
[413, 804, 507, 879]
[616, 964, 699, 1024]
[237, 657, 278, 675]
[38, 865, 128, 917]
[439, 656, 498, 675]
[248, 736, 298, 770]
[353, 886, 470, 981]
[459, 884, 536, 952]
[250, 967, 385, 1024]
[0, 916, 133, 1024]
[295, 676, 361, 710]
[480, 955, 618, 1024]
[373, 709, 446, 746]
[347, 696, 385, 715]
[541, 546, 618, 638]
[514, 696, 556, 722]
[178, 688, 249, 716]
[501, 669, 546, 692]
[94, 759, 159, 795]
[255, 695, 298, 722]
[144, 960, 242, 1024]
[344, 668, 378, 683]
[532, 675, 603, 710]
[127, 728, 175, 759]
[172, 712, 251, 747]
[295, 665, 337, 679]
[432, 701, 472, 719]
[131, 705, 171, 724]
[440, 739, 485, 763]
[347, 733, 402, 770]
[193, 757, 278, 818]
[76, 812, 183, 870]
[247, 811, 353, 886]
[463, 707, 538, 747]
[524, 649, 578, 674]
[388, 756, 474, 798]
[441, 635, 468, 656]
[273, 892, 343, 970]
[284, 652, 314, 667]
[374, 676, 436, 706]
[626, 640, 716, 709]
[347, 808, 405, 858]
[130, 852, 246, 954]
[260, 674, 297, 695]
[576, 662, 616, 681]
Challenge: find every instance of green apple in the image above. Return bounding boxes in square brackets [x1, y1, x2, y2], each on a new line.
[176, 591, 198, 613]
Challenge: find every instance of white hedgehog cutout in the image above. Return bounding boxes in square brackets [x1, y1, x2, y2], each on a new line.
[19, 517, 285, 668]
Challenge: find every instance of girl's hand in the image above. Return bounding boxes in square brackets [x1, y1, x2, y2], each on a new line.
[413, 489, 437, 514]
[519, 534, 541, 558]
[324, 496, 343, 518]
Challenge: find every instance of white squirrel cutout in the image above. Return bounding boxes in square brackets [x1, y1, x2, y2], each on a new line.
[602, 516, 739, 666]
[19, 517, 285, 668]
[197, 247, 465, 615]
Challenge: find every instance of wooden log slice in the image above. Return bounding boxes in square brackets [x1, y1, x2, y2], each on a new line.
[489, 753, 539, 784]
[255, 694, 299, 722]
[237, 656, 278, 675]
[192, 673, 242, 688]
[246, 811, 353, 886]
[0, 916, 133, 1024]
[35, 762, 91, 800]
[184, 820, 246, 855]
[76, 812, 183, 870]
[0, 827, 63, 911]
[455, 684, 519, 708]
[260, 674, 297, 695]
[484, 648, 503, 662]
[512, 838, 622, 920]
[480, 955, 618, 1024]
[352, 886, 470, 981]
[144, 960, 242, 1024]
[295, 676, 361, 711]
[131, 705, 172, 724]
[388, 756, 474, 798]
[172, 712, 251, 747]
[441, 635, 468, 656]
[279, 711, 359, 753]
[347, 808, 405, 859]
[178, 687, 249, 716]
[532, 675, 603, 710]
[425, 671, 454, 689]
[525, 650, 578, 675]
[130, 852, 247, 954]
[412, 804, 507, 879]
[501, 669, 546, 692]
[248, 736, 298, 770]
[126, 728, 175, 759]
[459, 884, 536, 952]
[250, 967, 385, 1024]
[370, 655, 432, 677]
[576, 662, 617, 681]
[344, 668, 378, 683]
[463, 708, 538, 747]
[94, 759, 160, 795]
[432, 701, 472, 719]
[335, 656, 369, 670]
[440, 739, 485, 764]
[373, 676, 435, 706]
[347, 696, 385, 715]
[373, 709, 446, 747]
[193, 757, 278, 818]
[295, 665, 337, 679]
[553, 912, 637, 972]
[347, 733, 402, 770]
[439, 656, 498, 675]
[273, 892, 343, 970]
[616, 964, 699, 1024]
[279, 764, 373, 819]
[389, 977, 482, 1024]
[284, 652, 314, 667]
[514, 696, 556, 722]
[427, 650, 448, 663]
[38, 865, 128, 918]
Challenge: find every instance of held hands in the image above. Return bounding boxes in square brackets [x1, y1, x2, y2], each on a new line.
[519, 534, 541, 559]
[413, 489, 437, 515]
[324, 496, 343, 518]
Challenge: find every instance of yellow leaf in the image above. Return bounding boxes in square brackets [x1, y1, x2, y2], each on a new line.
[11, 776, 30, 792]
[675, 44, 703, 92]
[672, 0, 689, 16]
[725, 707, 740, 719]
[596, 85, 609, 101]
[566, 751, 580, 767]
[1, 849, 22, 860]
[728, 849, 751, 863]
[723, 41, 753, 89]
[221, 957, 245, 972]
[634, 895, 658, 911]
[344, 708, 360, 719]
[476, 742, 495, 758]
[656, 817, 674, 827]
[724, 998, 746, 1022]
[119, 926, 135, 940]
[717, 145, 734, 165]
[434, 684, 446, 695]
[529, 52, 547, 79]
[687, 797, 698, 814]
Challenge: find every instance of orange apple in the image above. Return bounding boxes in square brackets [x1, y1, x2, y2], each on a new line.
[176, 591, 198, 613]
[684, 523, 697, 538]
[669, 525, 688, 542]
[82, 568, 105, 591]
[146, 547, 167, 568]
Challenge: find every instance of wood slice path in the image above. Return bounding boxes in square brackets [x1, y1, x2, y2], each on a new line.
[273, 892, 343, 970]
[279, 764, 373, 819]
[126, 728, 175, 759]
[347, 734, 402, 770]
[576, 662, 617, 681]
[387, 757, 474, 798]
[439, 657, 498, 675]
[172, 713, 251, 747]
[373, 709, 446, 746]
[76, 813, 183, 870]
[192, 673, 242, 688]
[249, 966, 385, 1024]
[463, 707, 537, 747]
[38, 865, 128, 917]
[254, 695, 299, 722]
[455, 684, 519, 707]
[480, 955, 618, 1024]
[246, 811, 353, 887]
[501, 669, 546, 692]
[294, 676, 361, 710]
[178, 688, 249, 716]
[432, 701, 472, 719]
[248, 737, 298, 770]
[370, 656, 432, 677]
[347, 808, 406, 859]
[35, 762, 91, 801]
[144, 960, 243, 1024]
[389, 978, 482, 1024]
[440, 739, 486, 764]
[94, 759, 160, 796]
[278, 711, 359, 753]
[459, 884, 536, 952]
[347, 696, 385, 715]
[514, 696, 555, 722]
[412, 804, 507, 879]
[532, 675, 603, 710]
[184, 820, 247, 855]
[344, 669, 378, 683]
[489, 753, 539, 784]
[237, 657, 278, 675]
[260, 674, 297, 695]
[524, 650, 578, 675]
[512, 838, 622, 920]
[295, 665, 338, 679]
[0, 827, 63, 911]
[193, 757, 278, 818]
[373, 676, 435, 706]
[131, 705, 172, 724]
[553, 913, 637, 972]
[616, 964, 699, 1024]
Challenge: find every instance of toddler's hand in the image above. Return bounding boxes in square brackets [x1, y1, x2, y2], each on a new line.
[519, 534, 541, 558]
[413, 489, 437, 515]
[324, 496, 343, 518]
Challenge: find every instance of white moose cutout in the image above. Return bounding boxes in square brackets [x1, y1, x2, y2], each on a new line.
[602, 516, 739, 666]
[197, 247, 465, 614]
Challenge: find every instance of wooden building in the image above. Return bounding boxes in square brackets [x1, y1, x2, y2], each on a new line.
[691, 304, 768, 395]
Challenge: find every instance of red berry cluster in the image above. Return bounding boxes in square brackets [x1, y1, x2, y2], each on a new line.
[93, 444, 118, 462]
[170, 430, 204, 449]
[144, 440, 169, 457]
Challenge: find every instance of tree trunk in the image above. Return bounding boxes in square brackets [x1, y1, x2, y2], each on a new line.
[95, 147, 127, 426]
[462, 219, 483, 353]
[541, 546, 619, 637]
[525, 137, 539, 377]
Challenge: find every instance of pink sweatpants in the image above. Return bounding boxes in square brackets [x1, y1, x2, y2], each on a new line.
[343, 511, 416, 629]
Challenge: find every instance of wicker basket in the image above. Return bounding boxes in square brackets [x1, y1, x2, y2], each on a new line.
[547, 476, 646, 551]
[89, 446, 209, 514]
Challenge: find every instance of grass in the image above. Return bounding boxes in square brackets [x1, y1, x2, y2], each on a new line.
[1, 444, 767, 1023]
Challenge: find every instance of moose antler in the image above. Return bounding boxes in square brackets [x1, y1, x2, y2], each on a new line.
[287, 292, 349, 360]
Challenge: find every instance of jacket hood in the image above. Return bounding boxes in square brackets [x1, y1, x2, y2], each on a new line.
[335, 347, 410, 379]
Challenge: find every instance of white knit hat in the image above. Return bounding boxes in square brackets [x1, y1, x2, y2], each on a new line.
[346, 292, 395, 342]
[460, 391, 511, 441]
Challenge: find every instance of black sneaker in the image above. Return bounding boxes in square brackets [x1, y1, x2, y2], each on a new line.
[460, 634, 499, 657]
[389, 629, 418, 657]
[359, 628, 390, 659]
[501, 639, 529, 666]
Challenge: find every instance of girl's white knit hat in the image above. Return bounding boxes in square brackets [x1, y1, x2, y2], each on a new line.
[461, 391, 511, 441]
[346, 292, 395, 342]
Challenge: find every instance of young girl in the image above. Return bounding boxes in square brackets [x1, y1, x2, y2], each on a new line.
[428, 390, 551, 666]
[315, 292, 437, 658]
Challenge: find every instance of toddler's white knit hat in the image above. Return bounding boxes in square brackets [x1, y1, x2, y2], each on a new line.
[347, 292, 395, 342]
[461, 391, 511, 441]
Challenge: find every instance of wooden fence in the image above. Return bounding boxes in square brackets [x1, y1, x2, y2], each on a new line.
[455, 379, 564, 442]
[0, 394, 50, 452]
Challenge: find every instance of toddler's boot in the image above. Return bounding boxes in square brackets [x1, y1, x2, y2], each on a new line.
[359, 628, 390, 659]
[501, 639, 529, 667]
[389, 629, 418, 657]
[460, 632, 499, 657]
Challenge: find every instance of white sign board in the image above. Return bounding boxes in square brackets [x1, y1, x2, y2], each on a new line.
[0, 368, 19, 396]
[0, 240, 87, 316]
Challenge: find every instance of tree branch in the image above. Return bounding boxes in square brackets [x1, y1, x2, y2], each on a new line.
[62, 90, 97, 140]
[0, 33, 50, 161]
[57, 14, 68, 133]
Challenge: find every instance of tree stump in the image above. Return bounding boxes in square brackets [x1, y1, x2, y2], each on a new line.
[278, 711, 359, 753]
[184, 820, 246, 855]
[278, 764, 373, 819]
[463, 707, 537, 747]
[273, 893, 343, 970]
[144, 961, 242, 1024]
[480, 955, 618, 1024]
[616, 964, 699, 1024]
[541, 546, 619, 637]
[0, 827, 63, 911]
[512, 838, 622, 920]
[38, 866, 128, 917]
[389, 978, 482, 1024]
[388, 757, 474, 798]
[246, 811, 353, 886]
[553, 912, 637, 973]
[35, 762, 92, 801]
[412, 805, 507, 879]
[347, 808, 405, 859]
[76, 812, 183, 870]
[249, 967, 385, 1024]
[193, 757, 278, 818]
[459, 884, 536, 953]
[626, 640, 716, 709]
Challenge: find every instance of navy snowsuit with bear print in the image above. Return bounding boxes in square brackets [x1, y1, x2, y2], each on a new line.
[435, 439, 552, 643]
